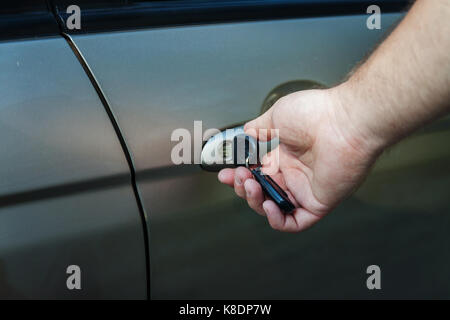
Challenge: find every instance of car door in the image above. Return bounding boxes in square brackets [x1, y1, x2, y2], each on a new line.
[55, 0, 450, 299]
[0, 2, 147, 299]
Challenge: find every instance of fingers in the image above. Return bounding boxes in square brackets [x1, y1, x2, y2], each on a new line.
[219, 167, 321, 232]
[218, 167, 253, 199]
[233, 167, 253, 198]
[244, 179, 266, 216]
[263, 200, 288, 231]
[244, 108, 275, 141]
[260, 148, 281, 176]
[263, 200, 321, 233]
[218, 168, 235, 186]
[219, 168, 265, 216]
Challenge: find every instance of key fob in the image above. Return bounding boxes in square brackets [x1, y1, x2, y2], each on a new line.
[250, 167, 295, 213]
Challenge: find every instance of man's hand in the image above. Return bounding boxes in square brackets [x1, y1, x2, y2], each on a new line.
[218, 0, 450, 233]
[218, 88, 380, 232]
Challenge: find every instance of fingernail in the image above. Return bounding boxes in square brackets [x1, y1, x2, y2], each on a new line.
[262, 202, 270, 215]
[218, 171, 225, 181]
[246, 187, 252, 198]
[235, 176, 242, 185]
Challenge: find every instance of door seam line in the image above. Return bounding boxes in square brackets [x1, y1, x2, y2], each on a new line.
[61, 32, 151, 300]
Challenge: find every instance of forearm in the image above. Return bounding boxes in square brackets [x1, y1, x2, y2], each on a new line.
[334, 0, 450, 154]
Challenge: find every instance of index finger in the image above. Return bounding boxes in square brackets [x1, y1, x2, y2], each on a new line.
[218, 168, 235, 187]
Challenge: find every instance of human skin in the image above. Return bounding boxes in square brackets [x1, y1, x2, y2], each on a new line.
[218, 0, 450, 232]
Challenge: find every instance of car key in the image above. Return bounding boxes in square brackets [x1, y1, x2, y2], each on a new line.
[201, 125, 296, 213]
[248, 166, 296, 213]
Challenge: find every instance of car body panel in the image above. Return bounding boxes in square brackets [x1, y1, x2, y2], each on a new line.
[0, 184, 147, 299]
[0, 37, 147, 299]
[72, 15, 402, 171]
[68, 13, 450, 299]
[1, 3, 448, 299]
[0, 38, 127, 196]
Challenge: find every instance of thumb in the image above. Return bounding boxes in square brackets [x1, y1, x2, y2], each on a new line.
[244, 108, 275, 141]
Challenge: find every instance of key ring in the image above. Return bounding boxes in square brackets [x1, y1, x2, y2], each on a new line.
[245, 154, 261, 170]
[245, 155, 258, 169]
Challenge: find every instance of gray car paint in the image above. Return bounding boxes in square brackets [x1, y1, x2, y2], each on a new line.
[72, 15, 403, 172]
[67, 14, 449, 299]
[0, 37, 147, 298]
[1, 11, 447, 299]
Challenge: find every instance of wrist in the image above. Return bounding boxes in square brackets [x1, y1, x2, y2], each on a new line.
[327, 83, 387, 160]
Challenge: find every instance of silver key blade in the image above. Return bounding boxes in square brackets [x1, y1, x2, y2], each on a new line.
[200, 125, 277, 171]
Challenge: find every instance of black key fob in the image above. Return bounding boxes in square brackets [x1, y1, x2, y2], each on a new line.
[250, 167, 295, 213]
